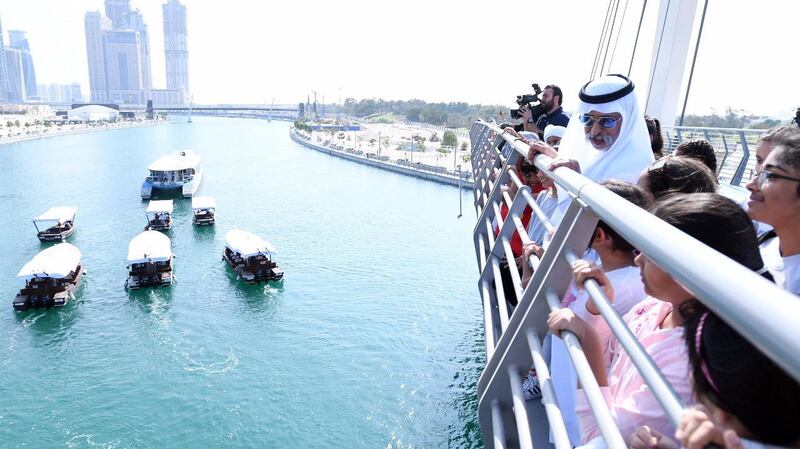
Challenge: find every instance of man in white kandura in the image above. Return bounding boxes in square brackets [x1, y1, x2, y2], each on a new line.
[528, 73, 654, 183]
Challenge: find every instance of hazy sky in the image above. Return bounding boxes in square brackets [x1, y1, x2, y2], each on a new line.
[0, 0, 797, 117]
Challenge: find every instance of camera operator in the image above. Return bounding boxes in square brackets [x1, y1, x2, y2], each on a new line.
[521, 85, 570, 136]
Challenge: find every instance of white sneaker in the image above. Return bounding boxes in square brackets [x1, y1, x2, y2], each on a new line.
[522, 369, 542, 400]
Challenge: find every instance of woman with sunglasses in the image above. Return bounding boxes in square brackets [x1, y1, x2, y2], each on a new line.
[745, 130, 800, 295]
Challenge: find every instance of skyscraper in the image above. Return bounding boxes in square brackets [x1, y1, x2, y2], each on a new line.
[85, 3, 153, 104]
[85, 11, 112, 102]
[3, 48, 26, 103]
[0, 15, 10, 102]
[104, 30, 143, 104]
[125, 9, 152, 91]
[8, 30, 38, 100]
[163, 0, 189, 96]
[104, 0, 131, 30]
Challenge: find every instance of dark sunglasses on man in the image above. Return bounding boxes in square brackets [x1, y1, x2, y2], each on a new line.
[579, 114, 619, 129]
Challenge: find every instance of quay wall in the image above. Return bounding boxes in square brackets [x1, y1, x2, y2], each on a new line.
[0, 120, 165, 147]
[289, 129, 474, 190]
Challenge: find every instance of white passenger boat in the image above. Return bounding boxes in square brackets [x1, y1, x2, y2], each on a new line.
[144, 200, 173, 231]
[125, 231, 174, 289]
[140, 150, 203, 199]
[33, 207, 77, 242]
[191, 196, 216, 226]
[223, 230, 284, 284]
[14, 243, 84, 310]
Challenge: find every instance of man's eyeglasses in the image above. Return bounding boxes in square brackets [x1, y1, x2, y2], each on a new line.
[647, 157, 668, 175]
[579, 114, 620, 129]
[753, 170, 800, 188]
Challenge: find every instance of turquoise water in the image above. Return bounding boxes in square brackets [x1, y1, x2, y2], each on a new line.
[0, 117, 484, 448]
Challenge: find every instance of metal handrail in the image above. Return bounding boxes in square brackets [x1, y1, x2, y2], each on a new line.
[468, 121, 800, 449]
[660, 125, 765, 185]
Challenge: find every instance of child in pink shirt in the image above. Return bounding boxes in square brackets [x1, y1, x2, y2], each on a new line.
[548, 193, 769, 449]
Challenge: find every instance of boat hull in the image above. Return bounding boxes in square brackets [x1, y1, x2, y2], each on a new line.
[193, 211, 215, 226]
[223, 252, 283, 284]
[145, 218, 172, 232]
[13, 265, 84, 311]
[125, 271, 173, 290]
[182, 170, 203, 197]
[37, 226, 76, 242]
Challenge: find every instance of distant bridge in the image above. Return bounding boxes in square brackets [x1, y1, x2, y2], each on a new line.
[34, 102, 299, 114]
[150, 105, 298, 113]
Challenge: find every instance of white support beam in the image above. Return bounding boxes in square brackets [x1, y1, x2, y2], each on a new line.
[644, 0, 699, 127]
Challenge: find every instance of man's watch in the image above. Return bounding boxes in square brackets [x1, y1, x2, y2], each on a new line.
[526, 118, 536, 124]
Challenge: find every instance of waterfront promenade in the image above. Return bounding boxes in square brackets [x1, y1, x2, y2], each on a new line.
[0, 118, 165, 146]
[290, 127, 475, 189]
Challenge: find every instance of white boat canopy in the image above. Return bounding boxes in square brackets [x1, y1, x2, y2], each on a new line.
[146, 200, 174, 214]
[191, 196, 217, 211]
[127, 231, 172, 264]
[225, 229, 276, 258]
[148, 150, 201, 172]
[17, 243, 82, 281]
[33, 207, 78, 224]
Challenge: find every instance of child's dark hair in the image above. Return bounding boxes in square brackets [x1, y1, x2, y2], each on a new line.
[648, 193, 768, 318]
[674, 139, 718, 174]
[644, 115, 664, 158]
[766, 129, 800, 195]
[685, 311, 800, 445]
[642, 156, 717, 200]
[593, 180, 651, 252]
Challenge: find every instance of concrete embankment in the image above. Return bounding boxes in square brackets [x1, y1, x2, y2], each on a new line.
[0, 120, 164, 147]
[289, 130, 474, 189]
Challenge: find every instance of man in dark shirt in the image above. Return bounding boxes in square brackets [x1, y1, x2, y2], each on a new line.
[522, 84, 570, 138]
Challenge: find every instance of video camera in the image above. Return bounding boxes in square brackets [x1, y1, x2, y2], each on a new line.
[510, 83, 545, 120]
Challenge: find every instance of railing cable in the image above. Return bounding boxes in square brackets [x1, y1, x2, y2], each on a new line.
[628, 0, 648, 77]
[591, 0, 615, 79]
[600, 0, 622, 75]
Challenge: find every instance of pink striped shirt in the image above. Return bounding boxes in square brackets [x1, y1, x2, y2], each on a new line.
[576, 297, 693, 448]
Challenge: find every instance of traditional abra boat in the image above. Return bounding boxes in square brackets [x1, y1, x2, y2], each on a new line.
[144, 200, 173, 231]
[191, 196, 216, 226]
[13, 243, 84, 310]
[223, 230, 284, 284]
[140, 150, 203, 199]
[125, 231, 174, 289]
[32, 207, 77, 242]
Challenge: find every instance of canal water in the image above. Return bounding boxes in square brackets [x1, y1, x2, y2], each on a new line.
[0, 117, 484, 448]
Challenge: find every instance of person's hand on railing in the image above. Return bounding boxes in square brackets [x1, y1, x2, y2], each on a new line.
[521, 242, 544, 287]
[547, 308, 590, 340]
[548, 158, 582, 174]
[548, 307, 609, 385]
[528, 141, 558, 161]
[502, 177, 519, 199]
[572, 259, 616, 309]
[502, 127, 522, 141]
[629, 426, 678, 449]
[675, 405, 739, 449]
